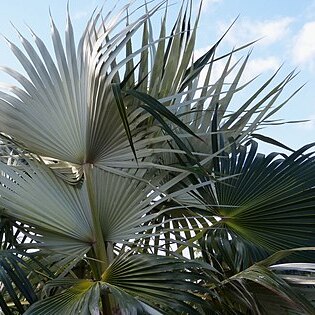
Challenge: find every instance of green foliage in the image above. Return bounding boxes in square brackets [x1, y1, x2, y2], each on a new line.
[0, 1, 313, 314]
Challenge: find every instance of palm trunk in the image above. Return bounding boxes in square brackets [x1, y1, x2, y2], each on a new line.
[84, 164, 115, 314]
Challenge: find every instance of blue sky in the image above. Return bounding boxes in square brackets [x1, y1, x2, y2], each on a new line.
[198, 0, 315, 152]
[0, 0, 314, 153]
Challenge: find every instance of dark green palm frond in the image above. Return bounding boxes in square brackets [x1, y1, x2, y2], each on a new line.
[0, 216, 54, 315]
[200, 248, 315, 314]
[228, 261, 315, 314]
[178, 141, 315, 271]
[0, 250, 41, 315]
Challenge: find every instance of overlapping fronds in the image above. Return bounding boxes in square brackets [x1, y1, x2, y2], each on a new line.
[0, 0, 299, 180]
[0, 1, 312, 314]
[0, 217, 54, 315]
[26, 253, 220, 315]
[0, 2, 181, 177]
[24, 280, 101, 315]
[101, 253, 219, 314]
[183, 141, 315, 271]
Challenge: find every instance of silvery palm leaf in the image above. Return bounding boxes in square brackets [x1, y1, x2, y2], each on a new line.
[0, 2, 189, 179]
[0, 156, 181, 260]
[24, 253, 220, 315]
[0, 1, 311, 314]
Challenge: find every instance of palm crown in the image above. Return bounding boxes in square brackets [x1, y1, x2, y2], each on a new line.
[0, 1, 314, 314]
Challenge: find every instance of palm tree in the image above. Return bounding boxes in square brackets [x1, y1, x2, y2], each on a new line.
[0, 1, 314, 314]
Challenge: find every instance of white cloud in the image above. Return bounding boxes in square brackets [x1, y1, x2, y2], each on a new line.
[193, 46, 280, 99]
[242, 56, 281, 82]
[194, 46, 280, 82]
[219, 17, 294, 47]
[291, 21, 315, 67]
